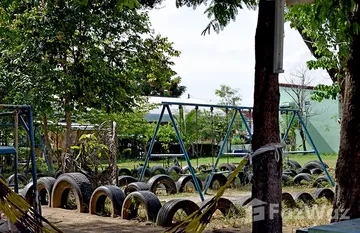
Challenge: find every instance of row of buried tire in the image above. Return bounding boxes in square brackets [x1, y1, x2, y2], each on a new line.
[283, 160, 331, 187]
[18, 172, 335, 227]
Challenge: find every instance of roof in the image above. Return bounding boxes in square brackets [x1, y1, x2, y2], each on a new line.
[0, 146, 16, 155]
[279, 83, 315, 90]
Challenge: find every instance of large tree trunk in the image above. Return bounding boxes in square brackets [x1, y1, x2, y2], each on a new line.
[252, 0, 282, 232]
[42, 113, 54, 173]
[332, 2, 360, 222]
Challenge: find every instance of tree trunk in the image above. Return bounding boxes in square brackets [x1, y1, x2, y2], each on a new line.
[42, 113, 54, 173]
[299, 127, 307, 151]
[332, 2, 360, 222]
[252, 0, 282, 232]
[63, 96, 73, 172]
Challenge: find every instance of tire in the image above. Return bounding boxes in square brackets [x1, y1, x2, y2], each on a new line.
[304, 160, 328, 168]
[182, 165, 196, 174]
[157, 199, 199, 227]
[38, 177, 56, 207]
[218, 163, 235, 171]
[310, 168, 323, 175]
[147, 174, 177, 195]
[51, 172, 93, 213]
[118, 168, 132, 176]
[205, 173, 227, 190]
[297, 168, 311, 174]
[196, 164, 207, 171]
[293, 173, 312, 185]
[282, 174, 291, 185]
[313, 188, 334, 202]
[238, 195, 252, 207]
[150, 165, 166, 175]
[7, 173, 27, 187]
[283, 169, 297, 177]
[289, 160, 302, 169]
[304, 161, 323, 170]
[313, 175, 330, 188]
[227, 172, 241, 189]
[89, 185, 125, 217]
[124, 182, 151, 196]
[118, 176, 137, 187]
[133, 166, 151, 178]
[200, 197, 238, 216]
[293, 192, 315, 205]
[20, 181, 34, 206]
[55, 170, 63, 179]
[176, 175, 203, 193]
[282, 192, 296, 208]
[122, 191, 162, 222]
[166, 166, 183, 175]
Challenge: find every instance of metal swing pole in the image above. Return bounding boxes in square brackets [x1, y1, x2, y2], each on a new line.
[14, 110, 19, 194]
[139, 105, 166, 181]
[282, 111, 296, 143]
[296, 111, 334, 186]
[166, 105, 204, 201]
[195, 106, 199, 168]
[210, 107, 215, 167]
[204, 109, 237, 194]
[239, 109, 253, 139]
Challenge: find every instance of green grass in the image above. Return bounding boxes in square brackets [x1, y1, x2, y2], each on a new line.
[114, 153, 338, 170]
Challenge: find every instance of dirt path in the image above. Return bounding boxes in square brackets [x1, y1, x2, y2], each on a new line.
[42, 207, 252, 233]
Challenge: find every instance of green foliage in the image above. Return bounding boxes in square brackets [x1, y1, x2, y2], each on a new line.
[311, 83, 341, 102]
[215, 84, 242, 106]
[285, 1, 354, 99]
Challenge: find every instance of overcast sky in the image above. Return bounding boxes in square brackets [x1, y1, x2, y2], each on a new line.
[148, 3, 333, 106]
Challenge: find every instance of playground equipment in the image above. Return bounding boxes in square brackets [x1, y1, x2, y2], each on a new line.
[0, 105, 40, 214]
[140, 101, 334, 200]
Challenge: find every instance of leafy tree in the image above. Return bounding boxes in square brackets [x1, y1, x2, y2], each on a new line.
[173, 0, 282, 231]
[0, 1, 183, 171]
[215, 84, 242, 106]
[287, 0, 360, 222]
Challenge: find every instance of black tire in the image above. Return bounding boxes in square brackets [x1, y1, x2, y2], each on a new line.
[7, 173, 27, 187]
[304, 160, 328, 168]
[282, 192, 296, 208]
[122, 191, 162, 222]
[133, 166, 151, 178]
[218, 163, 235, 171]
[205, 173, 227, 190]
[313, 188, 334, 202]
[293, 192, 315, 205]
[238, 195, 252, 206]
[55, 170, 63, 179]
[304, 161, 323, 170]
[157, 199, 199, 227]
[118, 168, 132, 176]
[182, 165, 196, 174]
[20, 181, 34, 206]
[124, 182, 151, 196]
[313, 175, 330, 188]
[118, 176, 137, 187]
[282, 174, 291, 185]
[200, 197, 238, 216]
[284, 160, 301, 170]
[38, 177, 56, 207]
[283, 169, 297, 177]
[51, 172, 93, 213]
[297, 168, 311, 174]
[176, 175, 203, 193]
[227, 172, 241, 189]
[150, 165, 166, 175]
[89, 185, 125, 217]
[147, 174, 177, 195]
[293, 173, 312, 185]
[310, 168, 323, 175]
[166, 166, 183, 175]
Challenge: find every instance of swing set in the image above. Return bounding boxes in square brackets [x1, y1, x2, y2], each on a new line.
[139, 101, 334, 201]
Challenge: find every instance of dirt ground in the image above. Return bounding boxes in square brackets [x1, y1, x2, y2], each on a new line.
[42, 207, 301, 233]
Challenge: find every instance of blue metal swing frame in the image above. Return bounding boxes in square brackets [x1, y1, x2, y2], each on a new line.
[140, 101, 334, 201]
[0, 105, 40, 215]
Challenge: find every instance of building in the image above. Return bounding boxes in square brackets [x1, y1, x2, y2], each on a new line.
[279, 83, 340, 153]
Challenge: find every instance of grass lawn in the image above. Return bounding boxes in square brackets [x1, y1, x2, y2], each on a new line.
[115, 153, 338, 170]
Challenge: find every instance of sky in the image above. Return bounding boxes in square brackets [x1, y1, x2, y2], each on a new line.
[148, 3, 333, 106]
